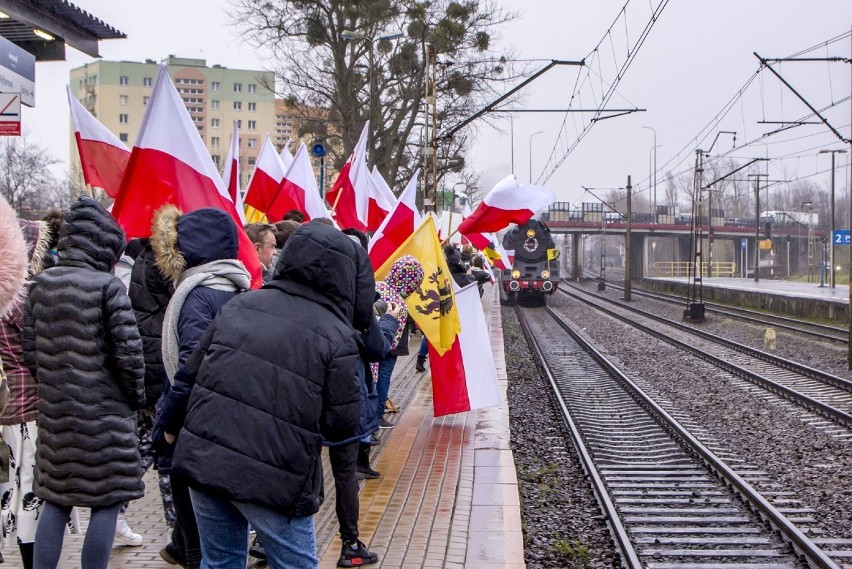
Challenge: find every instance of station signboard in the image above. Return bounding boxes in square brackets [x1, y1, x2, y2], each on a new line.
[0, 93, 21, 136]
[0, 35, 35, 107]
[833, 230, 850, 245]
[758, 239, 772, 250]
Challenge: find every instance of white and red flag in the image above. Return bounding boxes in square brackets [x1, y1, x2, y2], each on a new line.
[67, 85, 130, 198]
[265, 142, 330, 222]
[368, 169, 421, 270]
[428, 283, 501, 417]
[279, 139, 294, 169]
[110, 66, 262, 288]
[459, 203, 494, 250]
[367, 166, 397, 232]
[243, 135, 288, 218]
[457, 174, 556, 235]
[221, 120, 245, 224]
[326, 122, 370, 231]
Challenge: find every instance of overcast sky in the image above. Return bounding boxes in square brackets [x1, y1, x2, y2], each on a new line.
[22, 0, 852, 211]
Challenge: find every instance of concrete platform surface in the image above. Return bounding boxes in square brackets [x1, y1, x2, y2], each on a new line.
[1, 285, 524, 569]
[653, 276, 849, 303]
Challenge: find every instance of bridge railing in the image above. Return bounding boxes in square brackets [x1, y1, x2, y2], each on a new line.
[650, 262, 737, 278]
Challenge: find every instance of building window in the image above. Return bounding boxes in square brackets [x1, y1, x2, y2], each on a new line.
[119, 95, 128, 106]
[119, 133, 129, 142]
[233, 101, 242, 111]
[237, 120, 242, 128]
[248, 84, 257, 94]
[247, 138, 257, 148]
[234, 83, 242, 93]
[248, 157, 256, 166]
[120, 75, 129, 86]
[143, 96, 150, 106]
[248, 120, 256, 130]
[212, 155, 221, 166]
[211, 118, 220, 128]
[119, 114, 129, 124]
[211, 100, 219, 110]
[143, 77, 153, 87]
[248, 102, 256, 112]
[211, 81, 220, 92]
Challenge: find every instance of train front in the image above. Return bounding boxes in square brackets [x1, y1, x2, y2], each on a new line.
[502, 222, 560, 306]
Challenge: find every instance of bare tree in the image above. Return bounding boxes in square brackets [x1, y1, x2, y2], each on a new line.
[0, 135, 61, 215]
[230, 0, 520, 190]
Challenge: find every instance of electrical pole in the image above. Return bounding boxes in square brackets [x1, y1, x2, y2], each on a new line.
[821, 149, 847, 288]
[750, 173, 768, 282]
[624, 175, 632, 302]
[423, 44, 438, 213]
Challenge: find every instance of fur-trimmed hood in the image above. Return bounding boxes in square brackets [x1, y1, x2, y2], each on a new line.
[151, 204, 239, 282]
[18, 219, 51, 279]
[0, 195, 27, 317]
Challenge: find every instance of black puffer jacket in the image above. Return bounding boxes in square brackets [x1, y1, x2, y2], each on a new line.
[173, 221, 364, 515]
[22, 196, 145, 508]
[129, 241, 173, 407]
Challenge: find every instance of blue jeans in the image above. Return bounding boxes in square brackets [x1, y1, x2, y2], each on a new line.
[418, 336, 428, 357]
[190, 488, 317, 569]
[376, 356, 397, 414]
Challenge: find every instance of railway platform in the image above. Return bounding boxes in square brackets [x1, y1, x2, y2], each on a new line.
[645, 276, 849, 323]
[3, 286, 524, 569]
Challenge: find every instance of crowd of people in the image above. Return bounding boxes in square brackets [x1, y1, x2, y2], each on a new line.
[0, 194, 493, 569]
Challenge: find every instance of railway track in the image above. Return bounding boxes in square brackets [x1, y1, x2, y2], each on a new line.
[558, 283, 852, 432]
[578, 273, 847, 344]
[515, 305, 844, 569]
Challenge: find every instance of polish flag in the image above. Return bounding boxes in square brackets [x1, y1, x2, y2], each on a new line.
[457, 174, 556, 235]
[67, 85, 130, 198]
[326, 122, 370, 231]
[279, 139, 294, 169]
[367, 166, 397, 232]
[459, 203, 494, 250]
[243, 135, 288, 217]
[265, 143, 330, 222]
[428, 284, 501, 417]
[221, 120, 245, 224]
[111, 66, 263, 288]
[368, 169, 421, 271]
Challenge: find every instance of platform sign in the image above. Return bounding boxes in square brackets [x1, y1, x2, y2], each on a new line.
[758, 239, 772, 250]
[833, 230, 850, 245]
[0, 36, 35, 107]
[0, 93, 21, 136]
[741, 237, 747, 250]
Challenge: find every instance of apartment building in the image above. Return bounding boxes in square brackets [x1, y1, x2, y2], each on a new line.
[69, 55, 276, 170]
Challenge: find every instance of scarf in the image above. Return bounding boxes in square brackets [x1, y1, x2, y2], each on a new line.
[162, 259, 251, 383]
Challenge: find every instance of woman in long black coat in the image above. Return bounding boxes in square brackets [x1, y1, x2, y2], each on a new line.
[22, 196, 145, 569]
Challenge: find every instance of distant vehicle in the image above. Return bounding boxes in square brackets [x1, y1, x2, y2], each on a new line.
[760, 210, 818, 227]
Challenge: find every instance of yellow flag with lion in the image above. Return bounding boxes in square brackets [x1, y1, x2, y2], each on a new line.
[375, 217, 461, 355]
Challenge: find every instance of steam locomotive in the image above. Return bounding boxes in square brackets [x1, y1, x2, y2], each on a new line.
[499, 219, 560, 306]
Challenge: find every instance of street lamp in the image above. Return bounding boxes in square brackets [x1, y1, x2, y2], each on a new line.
[819, 148, 847, 288]
[803, 200, 814, 281]
[642, 126, 658, 222]
[341, 29, 404, 168]
[529, 131, 543, 184]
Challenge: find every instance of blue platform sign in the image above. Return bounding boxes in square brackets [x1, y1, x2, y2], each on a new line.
[833, 230, 850, 245]
[741, 237, 747, 250]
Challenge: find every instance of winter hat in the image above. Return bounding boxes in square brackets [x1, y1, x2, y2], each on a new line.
[385, 255, 425, 299]
[443, 244, 461, 267]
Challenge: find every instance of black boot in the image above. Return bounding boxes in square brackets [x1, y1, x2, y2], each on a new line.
[356, 442, 380, 480]
[415, 355, 426, 372]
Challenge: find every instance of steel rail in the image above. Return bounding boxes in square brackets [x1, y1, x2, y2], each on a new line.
[560, 286, 852, 428]
[530, 305, 840, 569]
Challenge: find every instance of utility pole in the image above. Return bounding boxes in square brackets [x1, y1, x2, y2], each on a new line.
[750, 173, 768, 282]
[820, 148, 847, 288]
[423, 44, 438, 213]
[624, 175, 632, 301]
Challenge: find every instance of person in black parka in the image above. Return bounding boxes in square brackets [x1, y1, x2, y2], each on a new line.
[171, 221, 365, 569]
[22, 196, 145, 569]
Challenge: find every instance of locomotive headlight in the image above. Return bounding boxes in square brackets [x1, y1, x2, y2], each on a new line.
[541, 270, 550, 279]
[511, 269, 521, 279]
[526, 229, 536, 238]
